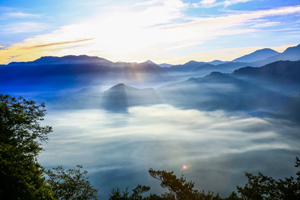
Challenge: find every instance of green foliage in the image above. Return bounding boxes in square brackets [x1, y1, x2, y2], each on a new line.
[223, 192, 241, 200]
[237, 157, 300, 200]
[149, 168, 195, 200]
[46, 165, 99, 200]
[149, 168, 222, 200]
[109, 185, 151, 200]
[0, 94, 54, 199]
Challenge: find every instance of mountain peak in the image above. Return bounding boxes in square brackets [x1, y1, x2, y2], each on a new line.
[233, 48, 279, 63]
[146, 60, 156, 65]
[282, 43, 300, 54]
[185, 60, 199, 64]
[110, 83, 126, 89]
[208, 60, 226, 65]
[8, 55, 111, 65]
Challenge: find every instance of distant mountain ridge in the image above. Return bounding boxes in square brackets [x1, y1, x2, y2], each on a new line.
[256, 44, 300, 65]
[232, 60, 300, 96]
[232, 48, 279, 63]
[163, 44, 300, 74]
[0, 55, 170, 92]
[88, 59, 300, 114]
[1, 43, 300, 96]
[3, 55, 298, 120]
[8, 55, 112, 65]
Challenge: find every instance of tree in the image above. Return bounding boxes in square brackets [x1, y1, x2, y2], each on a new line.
[109, 185, 151, 200]
[46, 165, 99, 200]
[0, 94, 54, 199]
[149, 168, 222, 200]
[237, 157, 300, 200]
[223, 192, 241, 200]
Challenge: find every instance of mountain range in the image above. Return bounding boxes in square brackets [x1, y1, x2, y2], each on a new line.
[158, 44, 300, 78]
[232, 48, 279, 63]
[1, 43, 300, 122]
[74, 61, 299, 113]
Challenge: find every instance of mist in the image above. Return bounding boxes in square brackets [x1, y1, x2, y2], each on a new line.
[39, 105, 300, 199]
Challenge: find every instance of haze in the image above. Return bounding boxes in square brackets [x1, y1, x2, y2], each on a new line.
[1, 1, 300, 199]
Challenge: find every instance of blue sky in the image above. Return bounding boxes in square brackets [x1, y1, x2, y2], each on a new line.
[0, 0, 299, 64]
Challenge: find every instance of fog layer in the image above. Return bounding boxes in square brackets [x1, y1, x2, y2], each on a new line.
[39, 105, 300, 199]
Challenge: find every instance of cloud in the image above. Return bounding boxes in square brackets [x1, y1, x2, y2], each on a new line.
[38, 105, 300, 198]
[193, 0, 252, 8]
[200, 0, 217, 6]
[40, 105, 300, 167]
[22, 38, 95, 49]
[6, 12, 40, 18]
[3, 22, 45, 33]
[224, 0, 252, 7]
[252, 21, 280, 28]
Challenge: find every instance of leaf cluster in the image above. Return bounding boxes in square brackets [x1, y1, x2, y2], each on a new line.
[109, 185, 153, 200]
[0, 94, 54, 199]
[46, 165, 99, 200]
[237, 157, 300, 200]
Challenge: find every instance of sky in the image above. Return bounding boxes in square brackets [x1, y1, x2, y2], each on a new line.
[0, 0, 299, 64]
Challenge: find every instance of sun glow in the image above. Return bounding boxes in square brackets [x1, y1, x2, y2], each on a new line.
[181, 164, 191, 170]
[0, 1, 300, 64]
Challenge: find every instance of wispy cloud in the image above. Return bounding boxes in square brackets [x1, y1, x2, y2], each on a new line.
[199, 0, 217, 6]
[3, 22, 45, 33]
[252, 21, 280, 28]
[6, 12, 40, 18]
[224, 0, 252, 7]
[193, 0, 253, 8]
[0, 2, 300, 64]
[22, 38, 95, 49]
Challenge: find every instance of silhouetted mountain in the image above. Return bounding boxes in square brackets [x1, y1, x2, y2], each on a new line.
[8, 55, 112, 66]
[158, 71, 288, 112]
[190, 64, 219, 76]
[160, 60, 228, 76]
[2, 44, 300, 118]
[254, 44, 300, 66]
[159, 63, 174, 68]
[72, 59, 300, 116]
[166, 60, 207, 73]
[101, 83, 161, 112]
[276, 94, 300, 123]
[208, 60, 228, 65]
[232, 48, 279, 63]
[0, 55, 169, 92]
[233, 60, 300, 96]
[196, 45, 300, 78]
[209, 62, 251, 73]
[269, 44, 300, 61]
[206, 44, 300, 75]
[157, 44, 299, 77]
[192, 64, 215, 72]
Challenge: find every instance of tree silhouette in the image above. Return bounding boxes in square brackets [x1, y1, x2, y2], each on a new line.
[149, 168, 221, 200]
[0, 94, 54, 199]
[109, 185, 152, 200]
[46, 165, 99, 200]
[237, 157, 300, 200]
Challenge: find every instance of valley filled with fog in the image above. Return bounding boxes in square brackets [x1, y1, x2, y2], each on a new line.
[1, 44, 300, 199]
[38, 105, 300, 198]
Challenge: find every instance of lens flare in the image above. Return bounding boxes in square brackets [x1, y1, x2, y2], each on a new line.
[181, 164, 191, 170]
